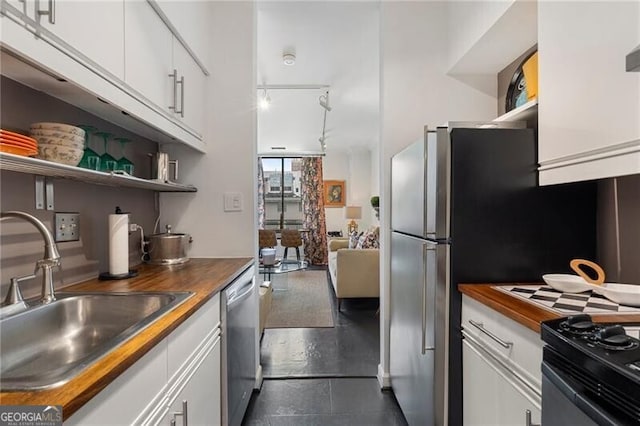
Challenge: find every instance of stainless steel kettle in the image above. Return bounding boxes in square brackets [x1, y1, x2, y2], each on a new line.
[149, 152, 178, 182]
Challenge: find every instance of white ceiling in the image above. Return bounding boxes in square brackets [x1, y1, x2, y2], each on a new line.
[257, 2, 380, 155]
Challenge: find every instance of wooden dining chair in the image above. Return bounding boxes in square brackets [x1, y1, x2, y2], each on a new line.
[258, 229, 277, 253]
[280, 229, 302, 261]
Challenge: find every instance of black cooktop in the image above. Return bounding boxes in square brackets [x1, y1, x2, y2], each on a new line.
[542, 314, 640, 423]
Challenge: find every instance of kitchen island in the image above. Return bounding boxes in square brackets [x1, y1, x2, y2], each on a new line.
[0, 258, 253, 421]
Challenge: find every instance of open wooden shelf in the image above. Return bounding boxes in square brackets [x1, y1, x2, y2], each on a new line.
[0, 152, 197, 192]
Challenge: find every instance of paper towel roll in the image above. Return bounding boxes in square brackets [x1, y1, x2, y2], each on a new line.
[109, 213, 129, 275]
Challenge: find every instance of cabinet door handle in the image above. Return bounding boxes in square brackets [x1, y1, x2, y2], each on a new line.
[171, 400, 188, 425]
[525, 409, 540, 426]
[176, 76, 185, 118]
[468, 319, 513, 349]
[37, 0, 55, 24]
[169, 69, 178, 112]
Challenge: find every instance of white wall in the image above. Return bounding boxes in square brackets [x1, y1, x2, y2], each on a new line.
[348, 148, 373, 231]
[323, 149, 374, 235]
[378, 1, 496, 387]
[160, 2, 256, 258]
[322, 150, 349, 234]
[371, 142, 380, 227]
[447, 0, 514, 70]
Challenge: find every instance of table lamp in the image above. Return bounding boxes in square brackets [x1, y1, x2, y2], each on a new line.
[345, 206, 362, 234]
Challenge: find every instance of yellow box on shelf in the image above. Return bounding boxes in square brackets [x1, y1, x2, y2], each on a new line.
[522, 51, 538, 101]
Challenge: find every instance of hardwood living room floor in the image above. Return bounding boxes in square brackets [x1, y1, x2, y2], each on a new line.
[242, 268, 408, 426]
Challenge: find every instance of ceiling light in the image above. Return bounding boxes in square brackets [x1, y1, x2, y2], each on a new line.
[259, 89, 271, 110]
[283, 53, 296, 66]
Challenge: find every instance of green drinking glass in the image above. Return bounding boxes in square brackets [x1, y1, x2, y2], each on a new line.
[77, 125, 100, 170]
[96, 132, 118, 173]
[114, 137, 134, 175]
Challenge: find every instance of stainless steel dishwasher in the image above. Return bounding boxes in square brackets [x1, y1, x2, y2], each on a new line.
[221, 266, 257, 426]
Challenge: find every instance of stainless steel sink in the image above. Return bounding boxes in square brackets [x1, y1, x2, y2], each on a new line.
[0, 291, 193, 391]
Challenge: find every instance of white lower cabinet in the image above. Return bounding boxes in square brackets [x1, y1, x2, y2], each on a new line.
[161, 336, 221, 426]
[65, 293, 221, 425]
[64, 340, 169, 426]
[462, 295, 542, 426]
[463, 339, 541, 426]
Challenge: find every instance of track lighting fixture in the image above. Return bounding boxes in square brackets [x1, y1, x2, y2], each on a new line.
[319, 91, 332, 111]
[318, 136, 327, 152]
[260, 89, 271, 110]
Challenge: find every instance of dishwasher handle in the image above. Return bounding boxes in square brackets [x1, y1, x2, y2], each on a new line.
[227, 280, 254, 310]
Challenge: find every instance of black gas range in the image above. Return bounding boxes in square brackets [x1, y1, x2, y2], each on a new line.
[541, 314, 640, 426]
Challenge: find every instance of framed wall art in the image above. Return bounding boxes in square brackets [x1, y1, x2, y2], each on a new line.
[324, 180, 345, 207]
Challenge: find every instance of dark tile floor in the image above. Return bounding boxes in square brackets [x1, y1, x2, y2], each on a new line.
[243, 270, 407, 425]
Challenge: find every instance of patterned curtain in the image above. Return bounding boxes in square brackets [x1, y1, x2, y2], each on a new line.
[257, 158, 265, 229]
[301, 157, 328, 265]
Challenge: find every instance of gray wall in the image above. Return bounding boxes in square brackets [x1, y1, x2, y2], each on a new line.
[1, 77, 158, 299]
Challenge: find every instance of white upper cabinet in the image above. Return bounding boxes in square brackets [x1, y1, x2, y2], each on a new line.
[124, 0, 173, 114]
[0, 0, 207, 151]
[1, 0, 124, 79]
[153, 0, 213, 73]
[123, 1, 206, 139]
[172, 37, 206, 136]
[538, 1, 640, 185]
[37, 0, 125, 79]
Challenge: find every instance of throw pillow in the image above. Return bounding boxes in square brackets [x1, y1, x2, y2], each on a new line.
[356, 228, 379, 249]
[348, 231, 361, 249]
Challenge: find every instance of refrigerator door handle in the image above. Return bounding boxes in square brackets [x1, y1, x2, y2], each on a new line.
[422, 244, 437, 354]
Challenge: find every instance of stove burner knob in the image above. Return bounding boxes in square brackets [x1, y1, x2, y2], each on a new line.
[566, 314, 593, 325]
[562, 314, 596, 332]
[595, 325, 632, 347]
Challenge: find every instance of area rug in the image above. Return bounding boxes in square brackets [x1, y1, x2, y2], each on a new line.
[265, 270, 335, 328]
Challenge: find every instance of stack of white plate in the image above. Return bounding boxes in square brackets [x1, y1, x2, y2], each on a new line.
[30, 122, 85, 166]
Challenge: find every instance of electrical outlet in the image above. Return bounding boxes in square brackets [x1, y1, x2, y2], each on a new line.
[55, 212, 80, 242]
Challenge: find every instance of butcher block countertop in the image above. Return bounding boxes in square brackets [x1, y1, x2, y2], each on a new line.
[0, 257, 253, 420]
[458, 283, 640, 333]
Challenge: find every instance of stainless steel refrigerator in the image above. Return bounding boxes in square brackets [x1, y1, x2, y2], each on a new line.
[389, 124, 597, 426]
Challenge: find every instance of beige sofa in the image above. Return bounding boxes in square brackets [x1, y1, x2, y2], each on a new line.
[327, 238, 379, 310]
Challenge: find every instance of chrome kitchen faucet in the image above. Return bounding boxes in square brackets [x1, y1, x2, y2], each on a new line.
[1, 211, 61, 304]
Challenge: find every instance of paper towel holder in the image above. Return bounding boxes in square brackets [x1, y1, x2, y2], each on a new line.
[99, 206, 138, 280]
[98, 270, 138, 280]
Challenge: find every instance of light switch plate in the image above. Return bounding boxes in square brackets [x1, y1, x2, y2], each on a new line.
[55, 212, 80, 242]
[223, 192, 243, 212]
